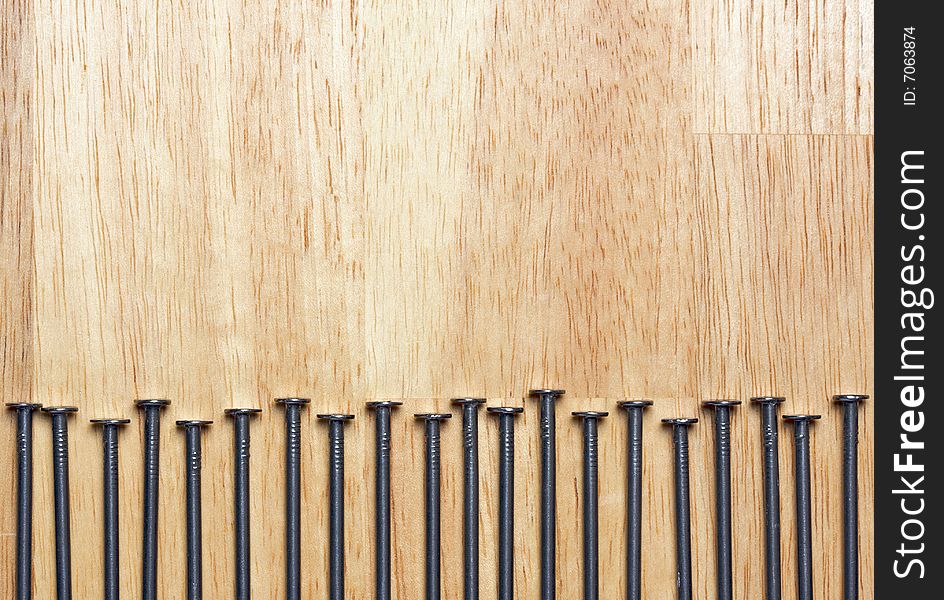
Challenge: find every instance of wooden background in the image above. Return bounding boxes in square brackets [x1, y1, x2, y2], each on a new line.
[1, 0, 873, 598]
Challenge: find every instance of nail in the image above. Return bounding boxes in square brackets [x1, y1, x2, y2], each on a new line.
[662, 417, 698, 600]
[530, 389, 564, 600]
[751, 397, 785, 600]
[452, 398, 486, 600]
[703, 401, 741, 600]
[617, 400, 653, 600]
[317, 413, 355, 600]
[366, 401, 402, 600]
[177, 420, 212, 600]
[487, 406, 524, 600]
[90, 418, 131, 600]
[833, 395, 867, 600]
[224, 408, 263, 600]
[783, 414, 821, 600]
[277, 398, 310, 600]
[136, 399, 170, 600]
[416, 413, 452, 600]
[573, 411, 608, 600]
[43, 406, 79, 600]
[7, 402, 42, 600]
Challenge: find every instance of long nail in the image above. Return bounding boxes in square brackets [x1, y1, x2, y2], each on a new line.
[783, 414, 821, 600]
[452, 398, 485, 600]
[277, 398, 310, 600]
[530, 389, 563, 600]
[662, 418, 698, 600]
[488, 406, 524, 600]
[751, 397, 785, 600]
[416, 413, 452, 600]
[366, 401, 402, 600]
[573, 411, 608, 600]
[317, 413, 355, 600]
[617, 400, 652, 600]
[43, 406, 79, 600]
[90, 418, 131, 600]
[7, 402, 42, 600]
[136, 399, 170, 600]
[834, 395, 867, 600]
[177, 420, 212, 600]
[225, 408, 262, 600]
[703, 401, 741, 600]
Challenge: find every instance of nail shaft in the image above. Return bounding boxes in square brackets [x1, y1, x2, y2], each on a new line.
[488, 407, 523, 600]
[530, 389, 563, 600]
[137, 400, 170, 600]
[573, 412, 608, 600]
[225, 408, 262, 600]
[91, 419, 131, 600]
[752, 397, 785, 600]
[416, 414, 451, 600]
[318, 414, 355, 600]
[367, 401, 402, 600]
[453, 398, 485, 600]
[178, 421, 211, 600]
[7, 403, 42, 600]
[618, 401, 652, 600]
[44, 407, 79, 600]
[278, 398, 309, 600]
[663, 418, 697, 600]
[704, 401, 740, 600]
[784, 415, 820, 600]
[834, 396, 867, 600]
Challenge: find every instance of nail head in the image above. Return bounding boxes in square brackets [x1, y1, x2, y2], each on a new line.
[225, 408, 263, 416]
[751, 396, 786, 405]
[661, 417, 698, 425]
[833, 394, 868, 404]
[176, 419, 213, 427]
[572, 411, 609, 419]
[317, 413, 355, 421]
[90, 418, 131, 426]
[42, 406, 79, 414]
[782, 414, 822, 422]
[487, 406, 524, 415]
[618, 400, 653, 409]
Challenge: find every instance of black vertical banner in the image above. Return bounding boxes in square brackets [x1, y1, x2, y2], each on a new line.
[875, 0, 941, 596]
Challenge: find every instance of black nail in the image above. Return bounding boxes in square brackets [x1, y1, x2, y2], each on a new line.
[452, 398, 486, 600]
[662, 417, 698, 600]
[366, 401, 402, 600]
[573, 411, 608, 600]
[783, 414, 821, 600]
[617, 400, 652, 600]
[833, 395, 867, 600]
[703, 401, 741, 600]
[277, 398, 310, 600]
[136, 399, 170, 600]
[317, 413, 355, 600]
[43, 406, 79, 600]
[224, 408, 262, 600]
[90, 418, 131, 600]
[530, 389, 564, 600]
[487, 406, 524, 600]
[416, 413, 452, 600]
[7, 402, 42, 600]
[177, 420, 212, 600]
[751, 397, 785, 600]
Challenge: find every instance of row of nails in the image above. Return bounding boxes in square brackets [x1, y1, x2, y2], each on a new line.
[7, 391, 865, 600]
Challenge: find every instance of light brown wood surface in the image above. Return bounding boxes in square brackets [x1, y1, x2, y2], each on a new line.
[2, 0, 873, 598]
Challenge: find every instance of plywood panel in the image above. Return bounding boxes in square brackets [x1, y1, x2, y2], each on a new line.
[1, 1, 873, 599]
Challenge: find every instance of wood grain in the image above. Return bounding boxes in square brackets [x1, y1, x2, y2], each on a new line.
[693, 0, 874, 134]
[2, 1, 872, 598]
